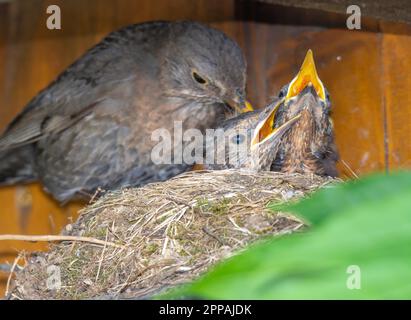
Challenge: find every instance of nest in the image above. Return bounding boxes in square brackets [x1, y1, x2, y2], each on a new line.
[9, 170, 336, 300]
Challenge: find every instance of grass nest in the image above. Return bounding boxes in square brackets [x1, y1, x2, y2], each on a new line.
[9, 170, 336, 300]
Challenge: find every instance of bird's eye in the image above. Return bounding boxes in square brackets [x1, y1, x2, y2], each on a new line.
[278, 89, 285, 99]
[326, 92, 330, 102]
[192, 71, 207, 85]
[232, 134, 245, 145]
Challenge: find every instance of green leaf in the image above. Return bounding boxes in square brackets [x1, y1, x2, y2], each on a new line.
[164, 172, 411, 299]
[282, 171, 411, 225]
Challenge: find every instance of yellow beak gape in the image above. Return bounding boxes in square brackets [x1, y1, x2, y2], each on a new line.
[251, 98, 283, 147]
[244, 100, 254, 112]
[286, 49, 326, 101]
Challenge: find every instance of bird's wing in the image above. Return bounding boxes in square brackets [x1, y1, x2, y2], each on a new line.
[0, 78, 129, 151]
[0, 23, 163, 152]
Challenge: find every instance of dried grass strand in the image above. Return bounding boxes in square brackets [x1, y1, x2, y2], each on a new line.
[0, 234, 123, 249]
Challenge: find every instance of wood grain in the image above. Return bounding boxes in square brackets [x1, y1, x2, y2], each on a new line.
[253, 0, 411, 24]
[381, 23, 411, 170]
[0, 3, 9, 126]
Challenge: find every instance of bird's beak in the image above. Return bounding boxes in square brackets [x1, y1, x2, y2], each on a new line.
[224, 96, 253, 114]
[245, 100, 254, 112]
[285, 49, 326, 101]
[250, 98, 300, 149]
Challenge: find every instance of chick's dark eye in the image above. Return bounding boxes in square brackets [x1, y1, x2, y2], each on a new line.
[278, 90, 285, 98]
[192, 71, 207, 85]
[232, 134, 245, 145]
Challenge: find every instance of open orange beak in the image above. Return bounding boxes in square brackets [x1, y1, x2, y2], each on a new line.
[250, 98, 300, 149]
[244, 100, 254, 112]
[286, 49, 326, 101]
[250, 50, 324, 149]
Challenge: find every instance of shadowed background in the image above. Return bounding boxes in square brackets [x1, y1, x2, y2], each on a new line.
[1, 0, 411, 295]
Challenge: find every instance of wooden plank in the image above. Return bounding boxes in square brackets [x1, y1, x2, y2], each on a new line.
[0, 3, 9, 126]
[381, 23, 411, 170]
[0, 2, 11, 296]
[235, 1, 380, 32]
[251, 0, 411, 24]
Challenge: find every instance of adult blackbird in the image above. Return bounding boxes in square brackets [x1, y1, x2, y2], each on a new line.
[204, 50, 338, 176]
[0, 21, 252, 202]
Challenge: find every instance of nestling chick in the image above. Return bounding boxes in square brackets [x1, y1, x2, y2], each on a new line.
[203, 98, 299, 170]
[271, 50, 338, 176]
[204, 50, 338, 176]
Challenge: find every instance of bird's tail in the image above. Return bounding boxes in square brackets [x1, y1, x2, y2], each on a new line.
[0, 146, 35, 186]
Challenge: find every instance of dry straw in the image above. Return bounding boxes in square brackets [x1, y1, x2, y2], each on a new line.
[9, 169, 336, 300]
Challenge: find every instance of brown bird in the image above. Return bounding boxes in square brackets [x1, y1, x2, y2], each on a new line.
[203, 98, 299, 170]
[271, 50, 338, 176]
[0, 21, 252, 202]
[204, 50, 338, 176]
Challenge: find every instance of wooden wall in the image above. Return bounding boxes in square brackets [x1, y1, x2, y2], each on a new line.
[1, 0, 411, 296]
